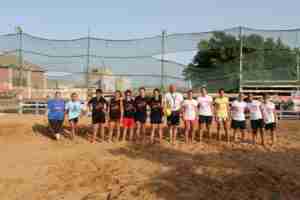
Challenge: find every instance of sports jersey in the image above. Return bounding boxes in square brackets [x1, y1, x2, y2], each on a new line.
[65, 101, 83, 120]
[214, 96, 229, 118]
[123, 98, 135, 118]
[247, 100, 263, 120]
[231, 100, 247, 121]
[261, 101, 276, 124]
[182, 99, 198, 121]
[197, 95, 213, 116]
[88, 96, 107, 114]
[109, 98, 122, 119]
[47, 99, 65, 120]
[149, 96, 163, 114]
[134, 96, 148, 113]
[164, 92, 184, 111]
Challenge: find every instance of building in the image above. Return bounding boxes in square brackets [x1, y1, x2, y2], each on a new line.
[89, 67, 116, 92]
[0, 54, 47, 97]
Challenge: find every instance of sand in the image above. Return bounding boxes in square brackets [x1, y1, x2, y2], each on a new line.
[0, 114, 299, 200]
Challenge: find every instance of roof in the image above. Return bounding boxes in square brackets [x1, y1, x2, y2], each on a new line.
[0, 54, 45, 72]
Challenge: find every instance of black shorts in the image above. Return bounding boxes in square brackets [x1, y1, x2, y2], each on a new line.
[231, 120, 246, 130]
[167, 111, 180, 126]
[69, 117, 79, 124]
[135, 112, 147, 123]
[48, 119, 64, 134]
[198, 115, 213, 125]
[92, 112, 106, 124]
[265, 123, 276, 131]
[150, 111, 163, 124]
[110, 112, 121, 122]
[251, 119, 264, 130]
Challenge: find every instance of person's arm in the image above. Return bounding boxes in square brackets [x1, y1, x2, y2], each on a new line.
[213, 99, 217, 120]
[87, 99, 92, 113]
[45, 101, 50, 117]
[180, 101, 185, 120]
[104, 99, 109, 113]
[227, 99, 231, 119]
[259, 105, 265, 121]
[80, 101, 86, 117]
[194, 101, 199, 120]
[274, 104, 278, 124]
[210, 101, 214, 117]
[120, 99, 124, 120]
[107, 101, 111, 119]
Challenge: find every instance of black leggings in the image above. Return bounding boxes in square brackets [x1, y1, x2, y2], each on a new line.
[48, 119, 64, 134]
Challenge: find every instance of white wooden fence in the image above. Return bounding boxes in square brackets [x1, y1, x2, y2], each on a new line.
[16, 100, 300, 121]
[277, 110, 300, 120]
[18, 101, 47, 115]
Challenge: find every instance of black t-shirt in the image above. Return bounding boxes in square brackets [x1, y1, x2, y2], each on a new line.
[134, 96, 148, 114]
[109, 98, 121, 116]
[88, 96, 107, 115]
[149, 96, 163, 114]
[123, 98, 135, 118]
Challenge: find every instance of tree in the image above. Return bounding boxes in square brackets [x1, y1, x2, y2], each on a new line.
[184, 32, 297, 92]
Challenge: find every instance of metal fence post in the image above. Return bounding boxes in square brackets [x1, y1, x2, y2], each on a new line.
[161, 30, 166, 91]
[18, 101, 23, 115]
[16, 26, 23, 87]
[296, 31, 300, 83]
[86, 28, 91, 100]
[35, 102, 39, 115]
[239, 26, 244, 93]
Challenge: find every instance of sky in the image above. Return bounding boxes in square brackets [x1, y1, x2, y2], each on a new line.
[1, 0, 300, 64]
[1, 0, 299, 39]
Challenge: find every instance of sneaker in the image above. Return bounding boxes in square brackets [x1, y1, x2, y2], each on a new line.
[55, 133, 60, 140]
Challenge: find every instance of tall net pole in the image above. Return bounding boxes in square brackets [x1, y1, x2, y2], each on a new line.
[239, 26, 244, 92]
[296, 31, 300, 83]
[17, 26, 23, 87]
[86, 28, 91, 98]
[161, 30, 166, 91]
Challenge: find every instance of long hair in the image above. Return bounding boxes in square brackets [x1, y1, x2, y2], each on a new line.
[153, 88, 162, 102]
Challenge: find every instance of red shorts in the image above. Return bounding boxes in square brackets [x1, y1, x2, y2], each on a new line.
[122, 118, 135, 128]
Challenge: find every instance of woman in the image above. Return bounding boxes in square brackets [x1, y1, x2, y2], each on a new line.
[108, 90, 123, 142]
[181, 90, 198, 144]
[122, 90, 136, 141]
[65, 93, 84, 139]
[47, 91, 65, 140]
[134, 87, 148, 142]
[87, 89, 108, 143]
[149, 88, 164, 144]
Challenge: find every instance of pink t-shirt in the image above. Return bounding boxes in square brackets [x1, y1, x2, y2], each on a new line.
[197, 95, 213, 116]
[182, 99, 198, 121]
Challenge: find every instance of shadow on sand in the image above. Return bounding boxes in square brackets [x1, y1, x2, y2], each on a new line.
[108, 142, 300, 200]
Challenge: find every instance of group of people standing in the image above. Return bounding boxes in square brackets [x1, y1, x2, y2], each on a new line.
[46, 84, 278, 146]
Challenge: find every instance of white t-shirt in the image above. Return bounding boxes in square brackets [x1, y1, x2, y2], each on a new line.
[261, 101, 276, 124]
[247, 100, 263, 120]
[165, 92, 184, 111]
[197, 95, 213, 116]
[231, 100, 247, 121]
[182, 99, 198, 120]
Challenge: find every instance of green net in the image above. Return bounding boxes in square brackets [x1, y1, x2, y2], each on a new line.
[0, 27, 299, 93]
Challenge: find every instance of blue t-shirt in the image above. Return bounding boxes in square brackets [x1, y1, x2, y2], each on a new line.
[65, 101, 82, 120]
[47, 99, 65, 120]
